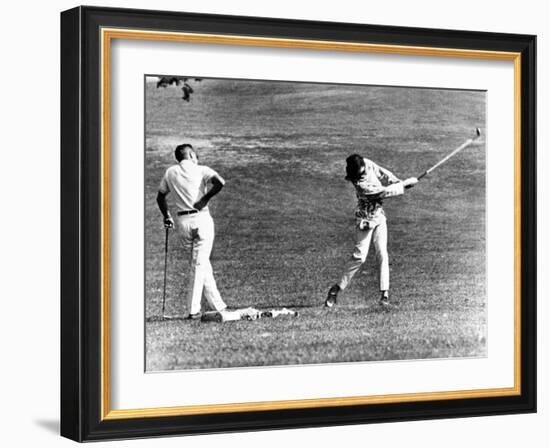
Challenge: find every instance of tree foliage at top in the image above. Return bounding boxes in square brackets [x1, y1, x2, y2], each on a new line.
[156, 76, 203, 102]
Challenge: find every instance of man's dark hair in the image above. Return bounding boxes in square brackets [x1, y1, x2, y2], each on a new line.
[175, 143, 194, 162]
[345, 154, 365, 181]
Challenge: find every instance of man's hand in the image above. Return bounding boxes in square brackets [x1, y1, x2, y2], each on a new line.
[193, 198, 208, 211]
[193, 175, 225, 211]
[157, 191, 174, 227]
[164, 216, 174, 228]
[403, 177, 419, 189]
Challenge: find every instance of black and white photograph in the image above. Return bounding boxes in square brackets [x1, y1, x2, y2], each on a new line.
[144, 76, 486, 372]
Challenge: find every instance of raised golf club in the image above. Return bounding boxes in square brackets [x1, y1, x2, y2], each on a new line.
[417, 127, 481, 180]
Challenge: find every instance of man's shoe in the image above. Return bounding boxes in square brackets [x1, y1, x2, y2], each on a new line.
[186, 312, 202, 320]
[325, 284, 340, 308]
[378, 292, 393, 309]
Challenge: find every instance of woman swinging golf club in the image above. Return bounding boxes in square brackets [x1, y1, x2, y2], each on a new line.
[326, 129, 480, 309]
[325, 154, 418, 309]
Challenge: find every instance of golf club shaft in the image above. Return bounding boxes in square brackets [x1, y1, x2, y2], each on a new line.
[161, 227, 169, 317]
[418, 132, 480, 180]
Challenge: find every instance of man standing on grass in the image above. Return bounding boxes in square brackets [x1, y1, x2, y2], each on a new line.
[156, 143, 227, 319]
[325, 154, 418, 309]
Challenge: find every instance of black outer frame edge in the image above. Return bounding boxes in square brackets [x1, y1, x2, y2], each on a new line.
[520, 35, 537, 413]
[81, 4, 536, 51]
[60, 6, 83, 442]
[59, 5, 537, 442]
[85, 398, 536, 442]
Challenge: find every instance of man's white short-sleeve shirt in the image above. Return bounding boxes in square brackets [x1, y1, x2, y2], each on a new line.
[159, 160, 218, 212]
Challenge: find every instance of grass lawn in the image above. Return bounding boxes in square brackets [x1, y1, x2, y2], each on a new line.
[144, 78, 486, 371]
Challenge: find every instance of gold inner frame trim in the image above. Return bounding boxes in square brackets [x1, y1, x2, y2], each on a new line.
[100, 27, 522, 421]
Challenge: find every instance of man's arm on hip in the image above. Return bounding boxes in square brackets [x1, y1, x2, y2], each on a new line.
[194, 174, 225, 210]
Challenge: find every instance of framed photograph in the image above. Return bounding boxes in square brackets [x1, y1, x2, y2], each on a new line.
[60, 6, 536, 442]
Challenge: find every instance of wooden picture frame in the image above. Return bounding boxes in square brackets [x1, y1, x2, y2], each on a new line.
[61, 5, 536, 441]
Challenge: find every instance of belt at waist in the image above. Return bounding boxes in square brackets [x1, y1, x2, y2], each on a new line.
[177, 210, 198, 216]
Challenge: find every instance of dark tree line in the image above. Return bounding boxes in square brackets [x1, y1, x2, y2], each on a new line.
[156, 76, 203, 102]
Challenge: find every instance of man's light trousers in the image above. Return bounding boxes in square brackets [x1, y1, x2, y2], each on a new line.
[176, 211, 227, 315]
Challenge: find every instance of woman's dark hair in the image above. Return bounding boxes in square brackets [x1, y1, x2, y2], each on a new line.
[345, 154, 365, 181]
